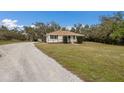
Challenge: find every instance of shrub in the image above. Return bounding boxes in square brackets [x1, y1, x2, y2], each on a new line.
[77, 36, 83, 44]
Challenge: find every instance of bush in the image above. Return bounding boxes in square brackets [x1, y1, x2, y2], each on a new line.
[0, 30, 27, 41]
[77, 36, 83, 44]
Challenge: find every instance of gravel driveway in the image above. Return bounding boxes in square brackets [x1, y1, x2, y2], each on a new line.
[0, 42, 82, 82]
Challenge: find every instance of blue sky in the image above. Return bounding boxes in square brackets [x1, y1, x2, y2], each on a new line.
[0, 11, 119, 27]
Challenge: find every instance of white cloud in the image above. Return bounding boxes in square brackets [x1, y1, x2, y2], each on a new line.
[17, 25, 24, 31]
[82, 24, 85, 27]
[66, 26, 73, 30]
[0, 19, 17, 30]
[66, 24, 86, 30]
[0, 18, 24, 31]
[30, 24, 35, 28]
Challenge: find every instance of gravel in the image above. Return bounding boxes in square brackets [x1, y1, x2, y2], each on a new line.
[0, 42, 82, 82]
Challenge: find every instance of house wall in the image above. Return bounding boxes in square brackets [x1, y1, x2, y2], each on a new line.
[46, 35, 63, 43]
[70, 36, 77, 43]
[46, 35, 77, 43]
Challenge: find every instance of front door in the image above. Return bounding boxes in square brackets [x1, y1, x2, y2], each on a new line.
[63, 36, 71, 43]
[63, 36, 68, 43]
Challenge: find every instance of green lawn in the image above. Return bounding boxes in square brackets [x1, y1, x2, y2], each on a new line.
[35, 42, 124, 82]
[0, 40, 22, 45]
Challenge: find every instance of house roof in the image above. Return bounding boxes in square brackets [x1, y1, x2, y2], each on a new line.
[46, 31, 84, 36]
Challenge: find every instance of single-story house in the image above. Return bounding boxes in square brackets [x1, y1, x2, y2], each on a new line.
[46, 30, 84, 43]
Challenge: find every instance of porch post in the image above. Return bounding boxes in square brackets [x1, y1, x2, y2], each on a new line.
[71, 36, 74, 44]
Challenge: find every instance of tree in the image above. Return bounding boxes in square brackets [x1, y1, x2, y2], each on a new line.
[24, 26, 37, 41]
[0, 25, 26, 41]
[0, 26, 8, 31]
[74, 23, 83, 33]
[61, 27, 66, 31]
[89, 12, 124, 44]
[48, 21, 61, 31]
[70, 27, 76, 32]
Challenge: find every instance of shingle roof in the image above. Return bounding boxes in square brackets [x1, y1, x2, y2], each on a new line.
[46, 31, 84, 36]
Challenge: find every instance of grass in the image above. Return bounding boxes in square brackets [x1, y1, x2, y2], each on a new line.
[35, 42, 124, 82]
[0, 40, 22, 45]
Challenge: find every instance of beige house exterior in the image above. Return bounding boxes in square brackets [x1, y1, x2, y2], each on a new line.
[46, 31, 84, 43]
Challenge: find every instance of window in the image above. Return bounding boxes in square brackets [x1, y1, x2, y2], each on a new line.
[50, 35, 58, 39]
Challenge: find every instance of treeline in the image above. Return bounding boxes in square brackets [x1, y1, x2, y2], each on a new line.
[0, 26, 26, 41]
[24, 22, 61, 42]
[0, 22, 61, 41]
[70, 12, 124, 45]
[0, 12, 124, 45]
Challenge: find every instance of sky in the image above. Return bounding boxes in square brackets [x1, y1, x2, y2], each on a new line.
[0, 11, 120, 30]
